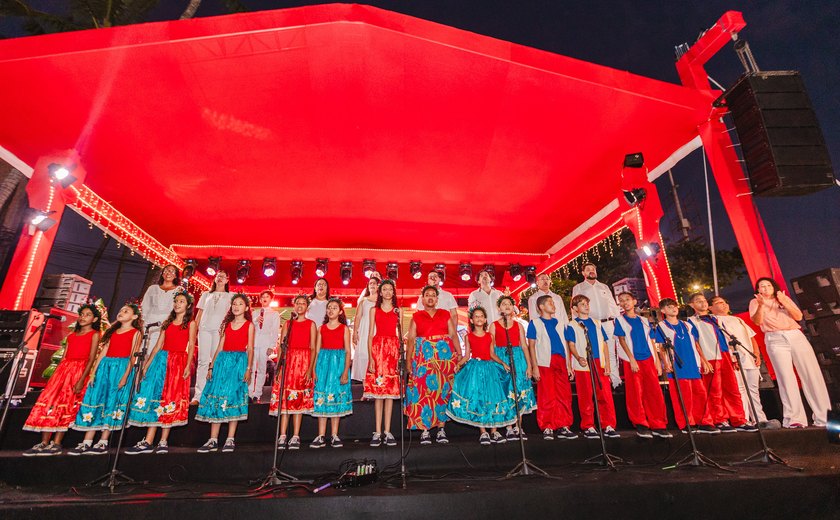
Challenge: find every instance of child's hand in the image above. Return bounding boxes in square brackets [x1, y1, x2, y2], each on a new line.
[368, 360, 376, 374]
[304, 369, 312, 383]
[577, 356, 587, 368]
[503, 363, 511, 373]
[244, 369, 251, 384]
[73, 380, 85, 394]
[629, 359, 640, 373]
[118, 375, 128, 388]
[340, 373, 348, 385]
[206, 367, 213, 381]
[182, 366, 191, 380]
[532, 370, 540, 382]
[525, 367, 532, 379]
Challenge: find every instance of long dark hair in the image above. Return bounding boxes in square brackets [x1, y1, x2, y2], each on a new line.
[210, 271, 230, 293]
[324, 297, 347, 326]
[755, 277, 781, 300]
[362, 274, 382, 297]
[101, 303, 143, 345]
[157, 264, 180, 286]
[376, 279, 398, 309]
[162, 292, 194, 331]
[75, 304, 102, 332]
[311, 277, 330, 300]
[219, 293, 253, 335]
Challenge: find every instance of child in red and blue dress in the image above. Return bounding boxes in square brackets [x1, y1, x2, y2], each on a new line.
[125, 291, 196, 454]
[493, 296, 536, 441]
[22, 305, 102, 456]
[69, 304, 143, 455]
[269, 295, 317, 450]
[309, 298, 352, 449]
[447, 307, 515, 445]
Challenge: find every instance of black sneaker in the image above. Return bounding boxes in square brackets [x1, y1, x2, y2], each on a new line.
[491, 431, 506, 444]
[125, 440, 154, 455]
[222, 438, 235, 452]
[716, 422, 736, 433]
[697, 425, 721, 435]
[288, 436, 301, 450]
[604, 426, 620, 439]
[583, 427, 599, 439]
[635, 425, 653, 439]
[419, 430, 432, 445]
[436, 429, 449, 444]
[277, 435, 287, 449]
[88, 441, 109, 455]
[479, 432, 491, 446]
[309, 436, 326, 449]
[154, 442, 169, 454]
[505, 426, 517, 441]
[384, 432, 397, 447]
[556, 427, 578, 440]
[651, 429, 673, 439]
[22, 442, 49, 457]
[735, 423, 759, 433]
[68, 442, 92, 456]
[370, 432, 382, 447]
[542, 428, 555, 440]
[197, 439, 219, 453]
[330, 435, 343, 448]
[41, 443, 63, 456]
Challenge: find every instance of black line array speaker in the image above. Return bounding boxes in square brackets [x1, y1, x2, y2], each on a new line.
[725, 71, 835, 196]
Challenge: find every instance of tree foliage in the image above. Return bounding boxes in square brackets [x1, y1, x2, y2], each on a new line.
[665, 237, 747, 302]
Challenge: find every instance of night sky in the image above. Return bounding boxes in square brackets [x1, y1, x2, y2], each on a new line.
[2, 1, 838, 312]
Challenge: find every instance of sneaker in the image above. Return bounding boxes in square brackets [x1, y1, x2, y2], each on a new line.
[785, 422, 806, 429]
[370, 432, 382, 447]
[330, 435, 343, 448]
[277, 435, 287, 449]
[604, 426, 620, 439]
[288, 436, 301, 450]
[22, 442, 48, 457]
[491, 431, 506, 444]
[479, 432, 491, 446]
[125, 440, 154, 455]
[556, 427, 578, 440]
[436, 429, 449, 444]
[384, 432, 397, 447]
[583, 427, 599, 439]
[310, 436, 326, 449]
[419, 430, 432, 445]
[543, 428, 555, 440]
[68, 442, 92, 456]
[652, 429, 673, 439]
[735, 423, 759, 433]
[635, 425, 653, 439]
[88, 441, 109, 455]
[197, 439, 219, 453]
[696, 425, 721, 435]
[518, 429, 528, 441]
[505, 426, 517, 441]
[222, 438, 235, 452]
[154, 442, 169, 454]
[41, 443, 63, 456]
[716, 422, 736, 433]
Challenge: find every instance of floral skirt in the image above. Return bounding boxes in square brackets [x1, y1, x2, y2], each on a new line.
[128, 351, 190, 427]
[73, 357, 133, 431]
[447, 359, 516, 428]
[195, 351, 249, 423]
[312, 349, 353, 417]
[362, 335, 401, 399]
[24, 359, 88, 432]
[405, 335, 456, 430]
[494, 346, 536, 414]
[269, 348, 314, 416]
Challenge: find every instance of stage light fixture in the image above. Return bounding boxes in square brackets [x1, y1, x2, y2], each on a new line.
[434, 263, 446, 286]
[410, 261, 422, 280]
[635, 243, 662, 261]
[48, 163, 77, 189]
[262, 257, 277, 277]
[182, 259, 197, 281]
[340, 261, 353, 286]
[510, 264, 523, 282]
[622, 188, 647, 207]
[363, 259, 377, 279]
[206, 257, 221, 276]
[290, 260, 303, 285]
[525, 266, 537, 288]
[315, 258, 328, 277]
[386, 262, 399, 280]
[459, 263, 472, 282]
[29, 210, 57, 231]
[236, 260, 251, 284]
[623, 152, 645, 168]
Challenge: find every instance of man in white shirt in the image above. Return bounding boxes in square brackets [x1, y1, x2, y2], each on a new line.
[527, 273, 569, 325]
[251, 290, 281, 402]
[467, 271, 504, 324]
[416, 271, 458, 331]
[571, 263, 621, 388]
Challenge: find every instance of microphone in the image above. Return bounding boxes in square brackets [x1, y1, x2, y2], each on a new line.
[43, 313, 66, 322]
[145, 321, 161, 329]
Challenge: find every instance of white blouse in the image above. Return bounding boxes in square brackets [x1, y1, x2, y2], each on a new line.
[197, 291, 233, 331]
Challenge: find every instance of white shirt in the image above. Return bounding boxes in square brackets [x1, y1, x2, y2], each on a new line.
[141, 285, 179, 328]
[571, 280, 620, 320]
[716, 314, 758, 369]
[416, 289, 458, 311]
[252, 308, 281, 345]
[197, 291, 233, 331]
[527, 289, 569, 325]
[306, 298, 328, 327]
[688, 315, 723, 361]
[467, 287, 504, 324]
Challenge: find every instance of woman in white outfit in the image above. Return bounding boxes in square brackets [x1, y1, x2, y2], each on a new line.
[305, 278, 330, 327]
[140, 264, 180, 354]
[192, 271, 233, 404]
[749, 277, 830, 428]
[352, 276, 381, 382]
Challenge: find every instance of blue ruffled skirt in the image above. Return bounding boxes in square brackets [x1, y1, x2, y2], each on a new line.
[195, 351, 249, 423]
[313, 349, 352, 417]
[447, 359, 516, 427]
[73, 357, 133, 431]
[494, 346, 537, 414]
[128, 350, 168, 427]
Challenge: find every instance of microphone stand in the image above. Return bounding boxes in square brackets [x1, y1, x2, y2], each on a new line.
[577, 321, 625, 471]
[257, 313, 311, 489]
[653, 316, 729, 472]
[88, 324, 154, 492]
[718, 324, 799, 470]
[501, 314, 551, 479]
[395, 307, 409, 489]
[0, 314, 49, 444]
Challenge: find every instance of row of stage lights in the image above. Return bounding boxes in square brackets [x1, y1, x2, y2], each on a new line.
[189, 258, 539, 287]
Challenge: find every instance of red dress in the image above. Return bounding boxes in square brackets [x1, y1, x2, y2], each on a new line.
[158, 323, 192, 426]
[363, 308, 401, 399]
[23, 330, 95, 432]
[269, 319, 315, 415]
[405, 310, 457, 430]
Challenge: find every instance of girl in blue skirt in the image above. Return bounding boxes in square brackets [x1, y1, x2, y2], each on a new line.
[447, 307, 516, 445]
[493, 296, 537, 441]
[196, 293, 254, 453]
[69, 304, 143, 455]
[310, 298, 352, 449]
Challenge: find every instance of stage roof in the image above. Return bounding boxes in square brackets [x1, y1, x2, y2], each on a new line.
[0, 3, 718, 291]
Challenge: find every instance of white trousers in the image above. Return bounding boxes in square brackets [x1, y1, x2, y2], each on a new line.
[249, 337, 272, 399]
[193, 329, 221, 402]
[601, 320, 621, 388]
[735, 367, 767, 423]
[764, 329, 830, 427]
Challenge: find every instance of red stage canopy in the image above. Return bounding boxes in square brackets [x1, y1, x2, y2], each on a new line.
[0, 4, 729, 294]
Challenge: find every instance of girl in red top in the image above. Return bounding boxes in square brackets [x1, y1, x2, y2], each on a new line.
[126, 291, 196, 454]
[196, 293, 254, 453]
[362, 279, 402, 447]
[309, 298, 352, 449]
[22, 304, 102, 456]
[269, 294, 317, 450]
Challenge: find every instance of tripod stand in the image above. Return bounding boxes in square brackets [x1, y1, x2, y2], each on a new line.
[653, 317, 730, 472]
[576, 320, 625, 471]
[257, 313, 311, 489]
[88, 324, 154, 492]
[395, 308, 409, 489]
[0, 314, 48, 443]
[718, 324, 800, 470]
[500, 315, 551, 479]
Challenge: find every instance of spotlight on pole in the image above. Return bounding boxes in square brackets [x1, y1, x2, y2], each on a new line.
[434, 263, 446, 286]
[206, 257, 221, 276]
[525, 266, 537, 288]
[635, 242, 661, 261]
[262, 257, 277, 277]
[47, 163, 77, 189]
[410, 261, 422, 280]
[182, 259, 197, 281]
[362, 259, 376, 279]
[510, 263, 523, 282]
[459, 263, 472, 282]
[386, 262, 399, 280]
[623, 152, 645, 168]
[622, 188, 647, 207]
[29, 210, 57, 231]
[236, 260, 251, 284]
[315, 258, 328, 277]
[340, 262, 352, 286]
[290, 260, 303, 285]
